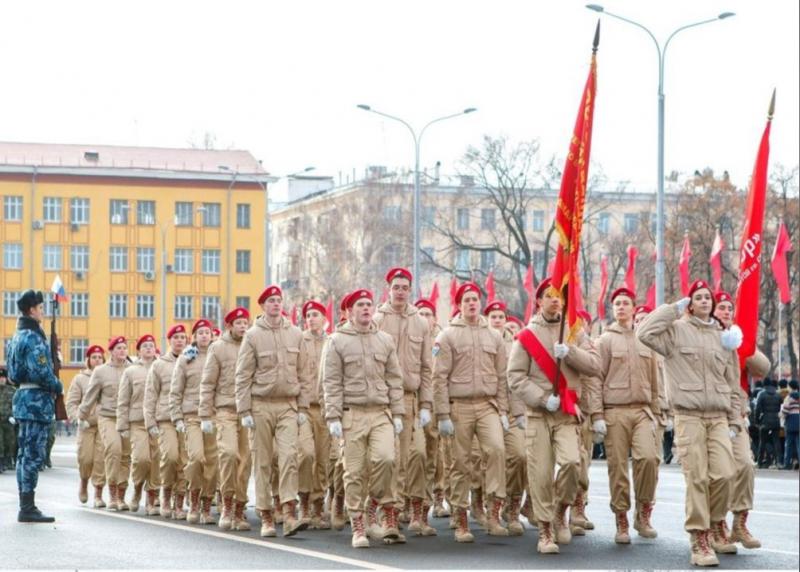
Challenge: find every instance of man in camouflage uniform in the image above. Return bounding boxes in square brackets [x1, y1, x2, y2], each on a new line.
[0, 366, 17, 473]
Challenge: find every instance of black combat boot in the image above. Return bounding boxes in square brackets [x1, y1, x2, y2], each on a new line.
[18, 491, 55, 523]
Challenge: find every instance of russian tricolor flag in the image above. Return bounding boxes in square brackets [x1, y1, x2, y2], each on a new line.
[51, 275, 68, 303]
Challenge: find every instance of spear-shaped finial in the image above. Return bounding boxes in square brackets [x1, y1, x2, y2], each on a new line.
[768, 88, 776, 120]
[593, 19, 601, 53]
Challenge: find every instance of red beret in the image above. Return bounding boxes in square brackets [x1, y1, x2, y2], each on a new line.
[212, 328, 221, 337]
[136, 334, 155, 350]
[192, 319, 213, 334]
[224, 307, 250, 324]
[634, 305, 652, 316]
[346, 289, 373, 309]
[506, 315, 524, 328]
[576, 309, 592, 323]
[108, 336, 126, 351]
[715, 291, 733, 304]
[85, 345, 105, 359]
[455, 282, 481, 305]
[535, 277, 555, 300]
[483, 300, 507, 316]
[688, 279, 712, 298]
[339, 293, 352, 312]
[258, 285, 283, 305]
[610, 287, 636, 304]
[414, 299, 436, 315]
[451, 307, 461, 319]
[302, 300, 327, 318]
[385, 267, 412, 284]
[167, 324, 186, 339]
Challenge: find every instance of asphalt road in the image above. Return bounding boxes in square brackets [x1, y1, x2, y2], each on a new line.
[1, 437, 797, 570]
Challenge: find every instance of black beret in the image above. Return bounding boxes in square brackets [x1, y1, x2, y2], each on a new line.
[17, 289, 44, 313]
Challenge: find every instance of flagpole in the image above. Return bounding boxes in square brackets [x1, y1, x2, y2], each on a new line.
[777, 299, 782, 377]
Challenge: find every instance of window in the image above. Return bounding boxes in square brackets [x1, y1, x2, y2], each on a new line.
[3, 196, 23, 221]
[3, 292, 19, 316]
[598, 212, 610, 235]
[481, 208, 496, 230]
[70, 339, 89, 365]
[533, 250, 546, 274]
[383, 206, 402, 222]
[109, 294, 128, 318]
[70, 198, 90, 225]
[624, 213, 639, 234]
[480, 250, 495, 272]
[235, 296, 250, 310]
[456, 208, 470, 230]
[70, 293, 89, 318]
[175, 202, 193, 226]
[110, 199, 129, 224]
[43, 197, 62, 223]
[455, 248, 470, 272]
[136, 295, 155, 319]
[175, 249, 193, 273]
[3, 244, 22, 269]
[201, 296, 221, 322]
[70, 246, 89, 272]
[43, 245, 62, 271]
[202, 249, 221, 274]
[175, 295, 193, 319]
[110, 247, 128, 272]
[202, 203, 221, 227]
[137, 200, 155, 225]
[381, 244, 401, 268]
[236, 250, 251, 273]
[137, 248, 155, 273]
[422, 206, 436, 226]
[532, 210, 545, 232]
[236, 204, 251, 228]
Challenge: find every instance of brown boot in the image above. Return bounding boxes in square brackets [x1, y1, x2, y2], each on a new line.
[173, 492, 187, 520]
[554, 503, 571, 544]
[107, 484, 120, 511]
[634, 502, 658, 538]
[433, 490, 449, 517]
[571, 489, 593, 530]
[690, 530, 720, 566]
[420, 503, 437, 536]
[366, 498, 384, 539]
[93, 485, 106, 509]
[506, 495, 524, 536]
[117, 484, 129, 511]
[615, 511, 631, 544]
[218, 494, 234, 530]
[79, 478, 89, 504]
[160, 487, 172, 518]
[332, 494, 346, 530]
[521, 494, 536, 527]
[470, 488, 486, 526]
[311, 498, 330, 530]
[730, 510, 761, 549]
[408, 497, 424, 534]
[145, 489, 159, 516]
[233, 500, 251, 531]
[273, 496, 283, 524]
[282, 500, 308, 537]
[486, 496, 509, 536]
[350, 512, 370, 548]
[710, 520, 737, 554]
[537, 521, 560, 554]
[200, 496, 216, 525]
[298, 492, 311, 525]
[187, 489, 201, 523]
[129, 482, 144, 512]
[454, 507, 474, 543]
[259, 509, 276, 537]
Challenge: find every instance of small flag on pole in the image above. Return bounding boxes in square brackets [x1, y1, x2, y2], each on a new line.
[51, 275, 68, 303]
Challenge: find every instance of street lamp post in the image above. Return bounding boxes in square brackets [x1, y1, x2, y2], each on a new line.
[357, 104, 476, 290]
[586, 5, 734, 305]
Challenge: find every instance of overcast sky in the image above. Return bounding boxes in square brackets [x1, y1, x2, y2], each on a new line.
[2, 0, 797, 198]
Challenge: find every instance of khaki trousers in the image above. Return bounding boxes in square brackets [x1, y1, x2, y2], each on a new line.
[729, 424, 755, 512]
[604, 407, 660, 512]
[578, 417, 593, 495]
[342, 405, 395, 512]
[436, 434, 454, 498]
[394, 393, 427, 501]
[130, 421, 161, 490]
[250, 398, 299, 511]
[98, 416, 131, 486]
[505, 425, 527, 497]
[77, 424, 105, 486]
[327, 438, 345, 497]
[298, 404, 330, 502]
[216, 409, 251, 503]
[674, 414, 735, 531]
[526, 410, 581, 523]
[158, 421, 188, 494]
[450, 399, 506, 509]
[184, 415, 218, 497]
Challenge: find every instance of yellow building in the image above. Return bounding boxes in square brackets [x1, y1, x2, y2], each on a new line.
[0, 142, 273, 387]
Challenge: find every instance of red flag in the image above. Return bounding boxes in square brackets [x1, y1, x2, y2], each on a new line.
[449, 276, 458, 315]
[380, 288, 389, 304]
[485, 270, 496, 301]
[325, 296, 334, 334]
[710, 230, 725, 293]
[597, 254, 608, 320]
[429, 281, 440, 308]
[289, 305, 298, 326]
[771, 221, 792, 304]
[523, 263, 536, 323]
[679, 234, 692, 296]
[624, 245, 638, 294]
[646, 283, 656, 309]
[735, 91, 775, 393]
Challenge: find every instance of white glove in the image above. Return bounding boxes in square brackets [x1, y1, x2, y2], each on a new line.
[201, 420, 214, 434]
[393, 416, 403, 435]
[515, 415, 527, 429]
[438, 418, 455, 436]
[500, 415, 510, 432]
[148, 426, 161, 437]
[721, 325, 743, 351]
[545, 394, 561, 412]
[676, 297, 691, 314]
[79, 419, 90, 430]
[175, 420, 186, 433]
[419, 408, 432, 428]
[328, 420, 343, 439]
[119, 430, 130, 439]
[666, 418, 674, 433]
[9, 417, 16, 425]
[729, 428, 738, 440]
[592, 419, 608, 435]
[592, 430, 605, 444]
[553, 343, 570, 359]
[297, 412, 308, 426]
[241, 415, 255, 429]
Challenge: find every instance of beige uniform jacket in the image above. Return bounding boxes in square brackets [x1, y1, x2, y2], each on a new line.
[79, 361, 129, 420]
[67, 369, 97, 425]
[235, 315, 309, 416]
[636, 303, 741, 428]
[117, 358, 154, 431]
[501, 329, 527, 419]
[373, 302, 434, 410]
[322, 320, 405, 422]
[299, 329, 327, 406]
[199, 332, 242, 419]
[432, 315, 509, 420]
[507, 313, 598, 413]
[169, 346, 209, 421]
[586, 322, 661, 422]
[143, 352, 179, 430]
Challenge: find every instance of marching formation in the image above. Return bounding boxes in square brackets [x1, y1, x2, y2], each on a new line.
[5, 267, 772, 567]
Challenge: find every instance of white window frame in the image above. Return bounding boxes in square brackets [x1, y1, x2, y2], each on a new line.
[136, 248, 155, 273]
[136, 295, 155, 319]
[109, 294, 128, 318]
[202, 249, 221, 274]
[174, 295, 193, 320]
[69, 339, 89, 365]
[70, 198, 90, 225]
[3, 292, 19, 316]
[201, 296, 221, 322]
[110, 199, 129, 225]
[174, 249, 193, 273]
[70, 245, 89, 272]
[236, 203, 251, 228]
[137, 200, 156, 225]
[43, 245, 62, 271]
[70, 293, 89, 318]
[175, 202, 193, 226]
[235, 296, 250, 310]
[236, 250, 251, 273]
[202, 203, 221, 227]
[3, 243, 23, 269]
[109, 247, 128, 272]
[43, 197, 63, 223]
[3, 196, 23, 221]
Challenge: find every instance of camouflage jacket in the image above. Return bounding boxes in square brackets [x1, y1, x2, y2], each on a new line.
[0, 384, 15, 419]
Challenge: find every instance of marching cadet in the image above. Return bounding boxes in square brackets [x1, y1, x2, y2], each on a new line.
[66, 345, 106, 508]
[322, 289, 405, 548]
[374, 268, 435, 537]
[586, 287, 661, 544]
[507, 278, 599, 554]
[117, 335, 160, 514]
[571, 309, 596, 537]
[235, 285, 310, 538]
[434, 282, 510, 543]
[171, 319, 218, 525]
[296, 300, 331, 529]
[144, 324, 189, 519]
[637, 280, 741, 567]
[6, 290, 63, 523]
[713, 291, 770, 550]
[79, 336, 131, 511]
[199, 307, 252, 531]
